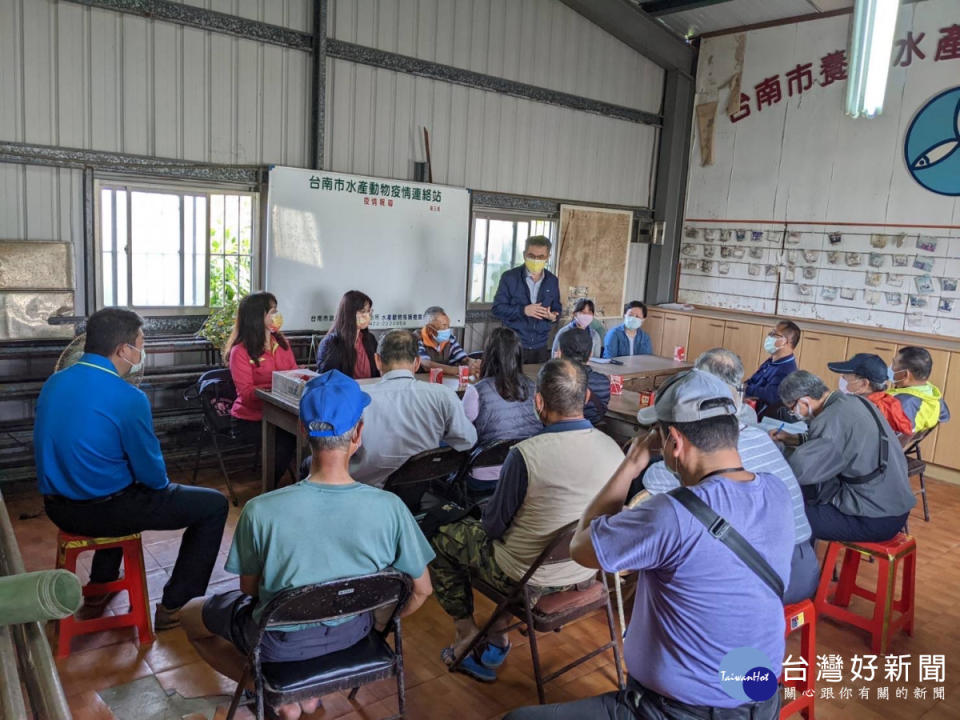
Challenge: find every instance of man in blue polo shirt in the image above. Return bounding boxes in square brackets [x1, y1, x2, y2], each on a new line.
[182, 370, 434, 720]
[505, 370, 793, 720]
[34, 309, 228, 630]
[745, 320, 801, 419]
[491, 235, 561, 364]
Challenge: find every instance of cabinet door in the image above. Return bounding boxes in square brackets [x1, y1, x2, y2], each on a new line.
[796, 332, 849, 390]
[644, 310, 665, 357]
[660, 313, 691, 358]
[898, 346, 950, 460]
[933, 352, 960, 469]
[845, 337, 899, 365]
[687, 317, 727, 364]
[722, 321, 764, 376]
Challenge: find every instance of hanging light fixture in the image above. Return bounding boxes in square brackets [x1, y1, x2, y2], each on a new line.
[845, 0, 901, 118]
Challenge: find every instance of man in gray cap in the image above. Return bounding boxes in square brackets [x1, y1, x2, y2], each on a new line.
[505, 369, 794, 720]
[641, 349, 818, 604]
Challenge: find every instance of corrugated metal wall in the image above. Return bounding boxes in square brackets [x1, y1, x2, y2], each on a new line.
[0, 0, 313, 242]
[325, 0, 664, 206]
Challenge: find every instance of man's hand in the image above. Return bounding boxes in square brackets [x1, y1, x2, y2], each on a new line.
[523, 303, 551, 319]
[547, 311, 559, 322]
[622, 429, 657, 476]
[770, 430, 800, 446]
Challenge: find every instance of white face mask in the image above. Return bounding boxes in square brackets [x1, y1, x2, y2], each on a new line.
[763, 336, 780, 355]
[124, 344, 145, 376]
[574, 313, 593, 329]
[624, 315, 643, 330]
[838, 376, 849, 394]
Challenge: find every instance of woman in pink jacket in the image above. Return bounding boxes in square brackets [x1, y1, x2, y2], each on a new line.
[225, 292, 298, 488]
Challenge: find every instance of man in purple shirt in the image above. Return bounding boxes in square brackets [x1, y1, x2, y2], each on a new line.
[745, 320, 800, 419]
[505, 370, 793, 720]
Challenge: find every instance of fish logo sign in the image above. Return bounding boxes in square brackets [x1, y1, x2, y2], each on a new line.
[904, 87, 960, 196]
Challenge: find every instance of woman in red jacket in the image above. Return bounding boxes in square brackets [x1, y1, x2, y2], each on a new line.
[225, 292, 299, 488]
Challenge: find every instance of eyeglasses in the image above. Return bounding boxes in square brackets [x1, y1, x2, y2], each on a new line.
[524, 251, 549, 261]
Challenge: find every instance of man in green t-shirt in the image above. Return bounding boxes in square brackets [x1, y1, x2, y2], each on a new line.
[181, 370, 435, 720]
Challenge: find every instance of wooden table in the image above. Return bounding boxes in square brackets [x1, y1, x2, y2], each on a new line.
[524, 354, 691, 392]
[256, 389, 305, 495]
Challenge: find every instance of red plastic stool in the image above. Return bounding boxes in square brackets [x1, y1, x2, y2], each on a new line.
[814, 533, 916, 654]
[55, 531, 154, 658]
[781, 599, 816, 720]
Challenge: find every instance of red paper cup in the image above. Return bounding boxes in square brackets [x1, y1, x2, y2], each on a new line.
[638, 390, 655, 409]
[609, 375, 624, 396]
[674, 345, 686, 362]
[459, 365, 471, 384]
[429, 368, 444, 384]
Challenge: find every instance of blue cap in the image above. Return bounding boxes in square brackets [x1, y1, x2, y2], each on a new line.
[300, 370, 371, 437]
[827, 353, 888, 385]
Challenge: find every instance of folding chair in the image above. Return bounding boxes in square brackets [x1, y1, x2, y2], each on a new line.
[225, 570, 413, 720]
[183, 368, 243, 505]
[383, 447, 469, 514]
[448, 438, 525, 505]
[900, 428, 933, 522]
[450, 521, 625, 704]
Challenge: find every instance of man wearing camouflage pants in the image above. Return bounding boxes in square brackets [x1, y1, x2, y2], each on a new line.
[430, 359, 625, 683]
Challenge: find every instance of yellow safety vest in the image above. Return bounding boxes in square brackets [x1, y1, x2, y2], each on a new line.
[887, 383, 943, 433]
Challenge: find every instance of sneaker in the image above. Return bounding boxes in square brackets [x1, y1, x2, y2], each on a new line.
[154, 603, 183, 631]
[76, 591, 120, 620]
[479, 641, 511, 669]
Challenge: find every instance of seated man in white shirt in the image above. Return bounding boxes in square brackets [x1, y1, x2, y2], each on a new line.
[351, 329, 477, 493]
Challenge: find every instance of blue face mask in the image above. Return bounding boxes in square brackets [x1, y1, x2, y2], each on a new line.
[435, 329, 453, 343]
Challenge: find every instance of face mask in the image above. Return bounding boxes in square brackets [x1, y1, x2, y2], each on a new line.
[838, 376, 849, 394]
[435, 328, 452, 343]
[124, 344, 145, 376]
[792, 399, 813, 422]
[624, 316, 643, 330]
[889, 367, 907, 386]
[763, 336, 780, 354]
[268, 311, 283, 332]
[574, 314, 593, 329]
[524, 258, 547, 274]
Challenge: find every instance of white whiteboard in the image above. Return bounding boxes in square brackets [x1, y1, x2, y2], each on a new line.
[265, 167, 470, 332]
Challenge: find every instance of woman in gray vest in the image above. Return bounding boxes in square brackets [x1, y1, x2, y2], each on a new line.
[461, 328, 543, 493]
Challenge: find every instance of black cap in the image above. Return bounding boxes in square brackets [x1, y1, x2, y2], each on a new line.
[826, 353, 888, 384]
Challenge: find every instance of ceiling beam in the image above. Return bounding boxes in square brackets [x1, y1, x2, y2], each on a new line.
[640, 0, 739, 18]
[558, 0, 696, 75]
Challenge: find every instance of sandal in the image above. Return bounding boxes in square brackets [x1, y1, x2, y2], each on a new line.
[479, 641, 511, 669]
[441, 646, 497, 683]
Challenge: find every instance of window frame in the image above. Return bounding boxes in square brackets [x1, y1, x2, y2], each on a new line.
[468, 209, 559, 309]
[94, 178, 259, 315]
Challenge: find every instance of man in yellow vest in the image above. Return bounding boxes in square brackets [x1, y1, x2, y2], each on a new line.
[888, 346, 950, 434]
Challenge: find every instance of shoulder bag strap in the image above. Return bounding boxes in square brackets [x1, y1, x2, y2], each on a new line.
[668, 487, 784, 599]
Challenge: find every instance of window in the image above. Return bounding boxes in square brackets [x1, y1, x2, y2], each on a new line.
[97, 183, 257, 310]
[468, 212, 558, 304]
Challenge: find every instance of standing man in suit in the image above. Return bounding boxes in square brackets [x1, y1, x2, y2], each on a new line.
[492, 235, 561, 364]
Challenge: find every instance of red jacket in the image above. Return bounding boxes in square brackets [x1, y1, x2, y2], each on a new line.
[867, 391, 913, 436]
[229, 338, 298, 421]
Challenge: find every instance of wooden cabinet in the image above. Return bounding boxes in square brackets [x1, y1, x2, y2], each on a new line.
[934, 352, 959, 468]
[722, 321, 764, 377]
[687, 317, 726, 364]
[660, 313, 691, 359]
[796, 332, 849, 390]
[899, 346, 950, 460]
[846, 338, 899, 364]
[644, 310, 665, 357]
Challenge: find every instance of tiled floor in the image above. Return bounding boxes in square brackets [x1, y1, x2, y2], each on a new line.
[6, 467, 960, 719]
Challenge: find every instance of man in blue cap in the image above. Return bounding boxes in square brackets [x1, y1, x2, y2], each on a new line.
[181, 370, 435, 720]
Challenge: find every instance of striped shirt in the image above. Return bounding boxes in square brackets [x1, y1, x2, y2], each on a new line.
[642, 423, 811, 544]
[417, 335, 468, 366]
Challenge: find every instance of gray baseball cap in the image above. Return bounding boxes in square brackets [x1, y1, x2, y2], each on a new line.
[636, 369, 738, 425]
